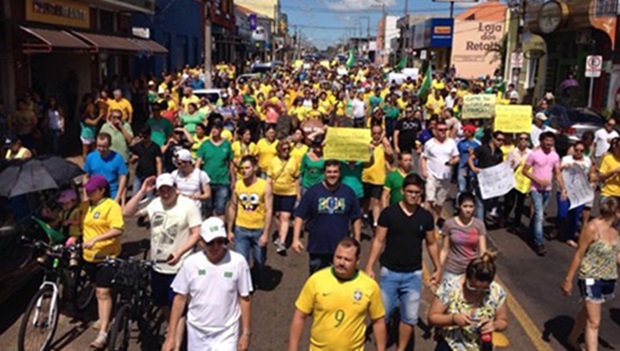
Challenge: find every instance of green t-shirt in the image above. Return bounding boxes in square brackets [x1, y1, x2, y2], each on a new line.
[197, 139, 233, 185]
[180, 111, 205, 135]
[369, 95, 383, 110]
[383, 105, 400, 120]
[384, 169, 411, 204]
[243, 94, 256, 107]
[300, 154, 325, 189]
[146, 118, 173, 147]
[340, 161, 364, 199]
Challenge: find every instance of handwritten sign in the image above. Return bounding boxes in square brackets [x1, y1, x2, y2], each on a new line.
[462, 94, 496, 119]
[494, 105, 533, 133]
[324, 127, 371, 162]
[562, 166, 594, 210]
[478, 162, 515, 200]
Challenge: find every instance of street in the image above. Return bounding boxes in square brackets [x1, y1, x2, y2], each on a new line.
[1, 188, 618, 351]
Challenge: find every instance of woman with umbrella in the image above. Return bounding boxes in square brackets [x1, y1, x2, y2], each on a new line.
[81, 175, 124, 349]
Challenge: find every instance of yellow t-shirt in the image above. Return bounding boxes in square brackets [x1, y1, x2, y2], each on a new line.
[289, 106, 308, 121]
[362, 144, 387, 185]
[334, 101, 346, 117]
[256, 138, 278, 171]
[82, 198, 124, 262]
[222, 129, 233, 142]
[165, 98, 178, 112]
[295, 268, 385, 351]
[107, 98, 133, 121]
[425, 94, 445, 115]
[232, 141, 258, 176]
[500, 145, 515, 161]
[181, 95, 200, 113]
[397, 97, 409, 111]
[319, 99, 332, 114]
[432, 79, 445, 91]
[267, 157, 300, 196]
[234, 178, 268, 229]
[600, 153, 620, 197]
[290, 143, 308, 166]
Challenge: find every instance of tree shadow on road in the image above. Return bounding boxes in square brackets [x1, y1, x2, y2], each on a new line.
[610, 308, 620, 327]
[0, 274, 40, 335]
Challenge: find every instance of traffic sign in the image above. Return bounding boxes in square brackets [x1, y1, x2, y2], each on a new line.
[585, 55, 602, 78]
[511, 52, 523, 69]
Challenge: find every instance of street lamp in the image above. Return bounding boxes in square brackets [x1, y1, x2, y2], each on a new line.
[359, 16, 370, 57]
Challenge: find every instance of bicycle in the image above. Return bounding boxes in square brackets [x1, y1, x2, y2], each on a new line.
[17, 237, 95, 351]
[101, 256, 166, 351]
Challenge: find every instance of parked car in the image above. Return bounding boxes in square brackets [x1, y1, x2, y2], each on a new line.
[193, 88, 224, 105]
[547, 106, 607, 142]
[236, 73, 260, 85]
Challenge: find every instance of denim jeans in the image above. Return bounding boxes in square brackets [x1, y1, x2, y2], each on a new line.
[556, 193, 584, 242]
[205, 184, 230, 215]
[309, 253, 332, 275]
[233, 226, 265, 267]
[133, 175, 155, 198]
[503, 189, 526, 227]
[48, 129, 62, 155]
[530, 190, 551, 246]
[379, 267, 422, 326]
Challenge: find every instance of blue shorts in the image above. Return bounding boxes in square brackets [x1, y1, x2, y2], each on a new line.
[273, 194, 296, 213]
[151, 270, 176, 307]
[379, 267, 422, 325]
[205, 184, 231, 215]
[578, 278, 616, 303]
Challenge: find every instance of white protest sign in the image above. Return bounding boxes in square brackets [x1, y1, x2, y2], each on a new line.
[562, 166, 594, 210]
[478, 162, 515, 200]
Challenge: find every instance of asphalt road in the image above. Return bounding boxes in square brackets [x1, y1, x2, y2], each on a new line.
[0, 189, 618, 350]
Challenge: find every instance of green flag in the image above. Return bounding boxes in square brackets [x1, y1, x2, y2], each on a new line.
[417, 65, 432, 100]
[345, 48, 355, 68]
[394, 56, 407, 71]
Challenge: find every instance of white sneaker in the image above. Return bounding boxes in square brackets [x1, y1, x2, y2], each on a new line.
[90, 331, 107, 349]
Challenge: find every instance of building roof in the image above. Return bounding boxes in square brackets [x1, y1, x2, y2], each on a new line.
[235, 4, 255, 15]
[456, 0, 506, 21]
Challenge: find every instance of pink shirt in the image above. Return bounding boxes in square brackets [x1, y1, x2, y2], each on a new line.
[525, 149, 559, 192]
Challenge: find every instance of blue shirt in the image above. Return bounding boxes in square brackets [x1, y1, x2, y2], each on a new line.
[418, 129, 433, 145]
[457, 138, 481, 170]
[83, 151, 128, 198]
[295, 182, 362, 255]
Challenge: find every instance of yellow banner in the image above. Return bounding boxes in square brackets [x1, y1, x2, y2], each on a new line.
[494, 105, 533, 133]
[324, 127, 371, 162]
[462, 94, 496, 119]
[26, 0, 90, 29]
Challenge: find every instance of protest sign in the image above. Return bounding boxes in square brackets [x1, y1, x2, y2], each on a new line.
[462, 94, 496, 119]
[494, 105, 533, 133]
[562, 165, 594, 210]
[477, 162, 515, 200]
[324, 127, 371, 162]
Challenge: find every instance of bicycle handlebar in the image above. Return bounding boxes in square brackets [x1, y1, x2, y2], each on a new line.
[21, 236, 81, 253]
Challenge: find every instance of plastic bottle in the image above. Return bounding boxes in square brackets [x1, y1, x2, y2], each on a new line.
[481, 332, 493, 351]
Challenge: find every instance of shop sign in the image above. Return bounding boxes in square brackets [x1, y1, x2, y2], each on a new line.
[429, 18, 453, 48]
[451, 20, 505, 78]
[26, 0, 90, 29]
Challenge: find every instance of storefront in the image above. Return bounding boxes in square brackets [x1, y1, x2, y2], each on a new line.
[450, 20, 506, 79]
[412, 18, 453, 72]
[526, 0, 617, 109]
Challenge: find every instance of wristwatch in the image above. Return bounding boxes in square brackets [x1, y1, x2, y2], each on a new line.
[242, 331, 252, 337]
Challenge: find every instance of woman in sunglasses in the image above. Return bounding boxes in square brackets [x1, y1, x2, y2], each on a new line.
[428, 252, 508, 351]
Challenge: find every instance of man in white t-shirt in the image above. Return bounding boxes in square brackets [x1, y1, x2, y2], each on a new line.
[593, 118, 618, 162]
[162, 217, 253, 351]
[531, 112, 548, 148]
[351, 91, 367, 127]
[123, 173, 202, 351]
[171, 149, 211, 211]
[420, 120, 459, 226]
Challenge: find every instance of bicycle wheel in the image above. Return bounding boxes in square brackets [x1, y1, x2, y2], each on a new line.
[17, 285, 59, 351]
[73, 266, 95, 311]
[108, 304, 131, 351]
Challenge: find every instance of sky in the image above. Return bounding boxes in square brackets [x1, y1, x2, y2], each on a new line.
[281, 0, 485, 49]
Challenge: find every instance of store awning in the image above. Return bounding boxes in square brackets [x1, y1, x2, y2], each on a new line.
[71, 31, 145, 52]
[20, 26, 91, 53]
[132, 39, 168, 54]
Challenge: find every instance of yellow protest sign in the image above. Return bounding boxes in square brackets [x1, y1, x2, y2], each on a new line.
[462, 94, 496, 119]
[494, 105, 533, 133]
[324, 127, 371, 162]
[293, 60, 303, 68]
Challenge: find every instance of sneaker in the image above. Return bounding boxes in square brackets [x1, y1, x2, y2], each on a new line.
[535, 244, 547, 256]
[91, 319, 101, 330]
[274, 238, 286, 254]
[90, 331, 107, 349]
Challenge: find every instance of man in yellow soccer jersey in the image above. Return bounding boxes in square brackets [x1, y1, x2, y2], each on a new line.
[289, 237, 387, 351]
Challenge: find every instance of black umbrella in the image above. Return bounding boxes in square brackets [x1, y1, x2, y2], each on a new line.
[0, 156, 84, 198]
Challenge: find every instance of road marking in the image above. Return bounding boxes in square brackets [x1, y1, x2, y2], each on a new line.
[422, 265, 551, 350]
[495, 275, 553, 351]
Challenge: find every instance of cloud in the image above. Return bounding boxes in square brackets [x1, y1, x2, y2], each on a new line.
[326, 0, 397, 12]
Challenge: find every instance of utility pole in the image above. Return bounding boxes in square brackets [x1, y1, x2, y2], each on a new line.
[204, 0, 212, 88]
[400, 0, 409, 61]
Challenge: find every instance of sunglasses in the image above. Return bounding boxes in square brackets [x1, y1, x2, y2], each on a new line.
[437, 128, 448, 132]
[496, 138, 505, 142]
[519, 137, 529, 140]
[466, 279, 490, 292]
[207, 239, 227, 246]
[574, 148, 585, 152]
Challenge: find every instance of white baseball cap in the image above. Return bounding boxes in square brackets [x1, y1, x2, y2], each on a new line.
[200, 217, 227, 243]
[176, 149, 192, 163]
[535, 112, 548, 121]
[156, 173, 175, 189]
[509, 91, 519, 100]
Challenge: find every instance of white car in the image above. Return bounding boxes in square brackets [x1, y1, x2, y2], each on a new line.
[193, 89, 224, 105]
